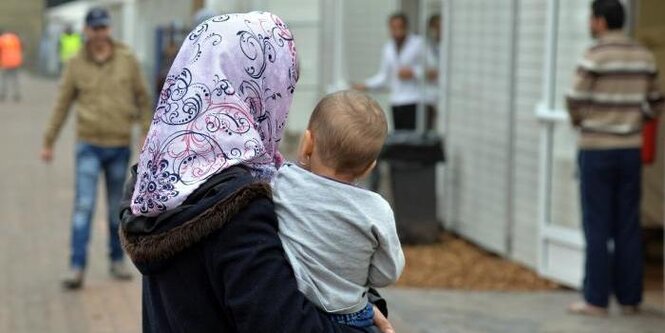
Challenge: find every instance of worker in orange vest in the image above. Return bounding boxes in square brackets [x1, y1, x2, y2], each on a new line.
[0, 29, 23, 102]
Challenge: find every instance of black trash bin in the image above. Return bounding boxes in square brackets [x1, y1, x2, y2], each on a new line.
[380, 131, 445, 244]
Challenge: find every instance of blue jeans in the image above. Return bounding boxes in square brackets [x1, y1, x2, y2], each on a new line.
[578, 148, 643, 307]
[70, 142, 130, 270]
[329, 303, 374, 328]
[0, 68, 20, 100]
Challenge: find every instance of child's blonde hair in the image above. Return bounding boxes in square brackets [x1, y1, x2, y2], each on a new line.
[308, 90, 388, 176]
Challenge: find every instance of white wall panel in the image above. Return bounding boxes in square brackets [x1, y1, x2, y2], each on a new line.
[509, 0, 547, 267]
[444, 0, 514, 255]
[443, 0, 586, 269]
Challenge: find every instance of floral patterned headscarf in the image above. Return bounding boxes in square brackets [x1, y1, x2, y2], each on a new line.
[131, 12, 298, 217]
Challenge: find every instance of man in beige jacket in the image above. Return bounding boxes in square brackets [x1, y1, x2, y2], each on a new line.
[41, 7, 152, 290]
[567, 0, 663, 316]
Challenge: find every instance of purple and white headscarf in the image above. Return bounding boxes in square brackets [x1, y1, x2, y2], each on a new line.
[131, 12, 298, 217]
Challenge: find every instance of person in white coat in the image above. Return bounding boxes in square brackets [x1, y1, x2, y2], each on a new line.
[353, 12, 426, 130]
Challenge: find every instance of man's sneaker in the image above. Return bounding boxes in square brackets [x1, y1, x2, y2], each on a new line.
[110, 261, 133, 281]
[62, 268, 84, 290]
[567, 301, 608, 317]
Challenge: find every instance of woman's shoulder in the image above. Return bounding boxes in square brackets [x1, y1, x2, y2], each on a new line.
[199, 179, 275, 237]
[201, 180, 278, 251]
[221, 182, 275, 227]
[121, 166, 274, 265]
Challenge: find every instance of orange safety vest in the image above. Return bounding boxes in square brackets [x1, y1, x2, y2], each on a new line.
[0, 33, 23, 69]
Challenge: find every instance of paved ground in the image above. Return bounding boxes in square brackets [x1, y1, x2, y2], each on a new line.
[1, 74, 664, 333]
[382, 288, 665, 333]
[0, 73, 142, 333]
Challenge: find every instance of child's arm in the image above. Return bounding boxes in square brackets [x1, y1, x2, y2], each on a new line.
[368, 213, 405, 288]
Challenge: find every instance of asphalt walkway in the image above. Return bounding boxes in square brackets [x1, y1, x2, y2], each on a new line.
[382, 288, 664, 333]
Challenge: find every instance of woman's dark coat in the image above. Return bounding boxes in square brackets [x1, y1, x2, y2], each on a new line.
[119, 166, 385, 333]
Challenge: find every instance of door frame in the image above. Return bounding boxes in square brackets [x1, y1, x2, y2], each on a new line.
[536, 0, 585, 288]
[536, 105, 585, 288]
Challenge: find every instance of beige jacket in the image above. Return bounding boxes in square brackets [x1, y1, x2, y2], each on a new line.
[44, 41, 152, 148]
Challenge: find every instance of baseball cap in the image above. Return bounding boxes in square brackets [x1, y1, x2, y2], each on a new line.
[85, 7, 111, 28]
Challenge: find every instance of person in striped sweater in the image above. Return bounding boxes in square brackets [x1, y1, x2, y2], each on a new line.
[566, 0, 664, 316]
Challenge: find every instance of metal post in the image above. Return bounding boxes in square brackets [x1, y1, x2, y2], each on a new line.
[329, 0, 347, 92]
[439, 0, 452, 229]
[416, 0, 428, 134]
[318, 0, 330, 96]
[543, 0, 559, 109]
[537, 0, 559, 275]
[439, 0, 450, 136]
[505, 0, 520, 258]
[121, 0, 136, 49]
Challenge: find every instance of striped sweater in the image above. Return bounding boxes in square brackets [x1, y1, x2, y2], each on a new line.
[567, 31, 664, 150]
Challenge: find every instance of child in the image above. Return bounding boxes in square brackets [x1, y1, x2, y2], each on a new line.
[273, 90, 405, 328]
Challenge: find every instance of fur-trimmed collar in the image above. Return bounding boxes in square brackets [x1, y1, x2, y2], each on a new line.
[120, 182, 271, 264]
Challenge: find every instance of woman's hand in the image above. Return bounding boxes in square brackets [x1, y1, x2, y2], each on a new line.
[352, 83, 368, 91]
[373, 305, 395, 333]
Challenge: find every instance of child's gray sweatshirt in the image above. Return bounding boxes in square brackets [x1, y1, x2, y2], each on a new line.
[273, 163, 405, 314]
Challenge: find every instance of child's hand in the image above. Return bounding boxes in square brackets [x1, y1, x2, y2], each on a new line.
[373, 305, 395, 333]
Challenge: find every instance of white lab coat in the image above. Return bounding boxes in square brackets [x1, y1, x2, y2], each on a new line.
[365, 34, 426, 107]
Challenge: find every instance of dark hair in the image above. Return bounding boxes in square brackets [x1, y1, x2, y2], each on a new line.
[592, 0, 625, 30]
[428, 14, 441, 28]
[308, 90, 388, 176]
[388, 12, 409, 27]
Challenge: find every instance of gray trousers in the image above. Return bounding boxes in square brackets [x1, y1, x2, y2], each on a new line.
[1, 68, 20, 100]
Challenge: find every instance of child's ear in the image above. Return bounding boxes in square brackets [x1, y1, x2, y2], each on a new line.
[298, 129, 314, 166]
[358, 160, 377, 180]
